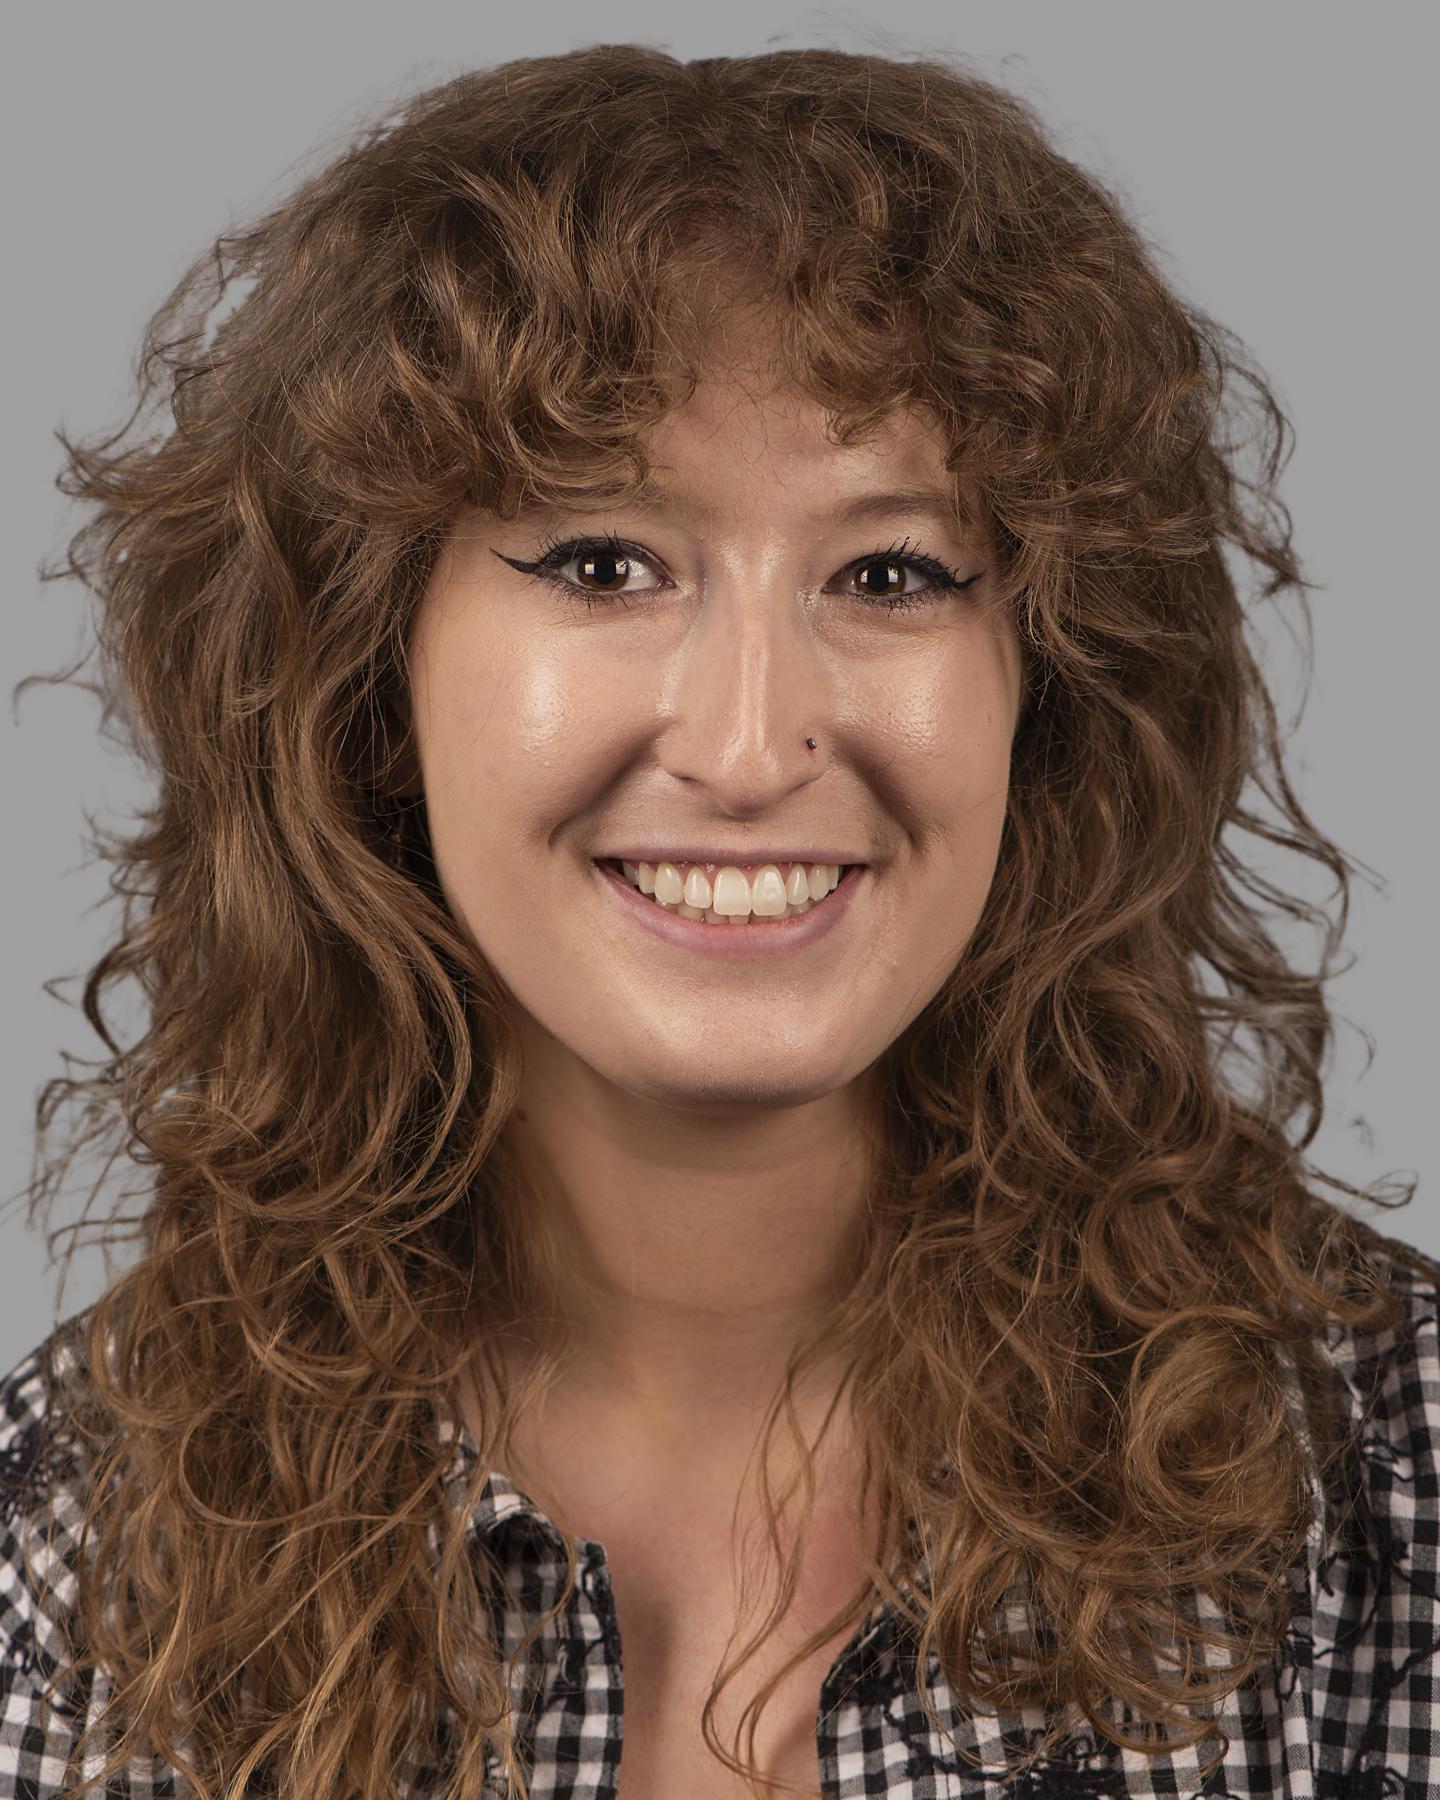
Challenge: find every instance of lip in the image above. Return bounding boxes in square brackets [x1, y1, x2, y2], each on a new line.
[600, 851, 868, 871]
[593, 857, 866, 958]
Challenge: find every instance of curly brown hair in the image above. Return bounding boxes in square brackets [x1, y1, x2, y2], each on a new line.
[10, 38, 1434, 1800]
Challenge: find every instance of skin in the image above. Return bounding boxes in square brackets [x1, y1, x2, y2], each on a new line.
[401, 319, 1024, 1512]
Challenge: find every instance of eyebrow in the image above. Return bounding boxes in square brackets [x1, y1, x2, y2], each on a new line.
[619, 482, 964, 529]
[832, 487, 962, 526]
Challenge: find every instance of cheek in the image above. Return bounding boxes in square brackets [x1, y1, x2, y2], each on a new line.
[880, 633, 1019, 807]
[414, 632, 636, 942]
[893, 649, 1018, 911]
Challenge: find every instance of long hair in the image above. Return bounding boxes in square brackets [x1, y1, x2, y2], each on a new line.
[11, 40, 1434, 1799]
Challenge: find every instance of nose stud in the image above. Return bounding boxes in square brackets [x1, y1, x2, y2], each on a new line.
[806, 736, 817, 750]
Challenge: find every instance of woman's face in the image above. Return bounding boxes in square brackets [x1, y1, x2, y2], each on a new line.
[406, 359, 1023, 1118]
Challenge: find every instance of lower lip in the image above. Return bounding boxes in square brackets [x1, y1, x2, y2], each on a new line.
[593, 859, 867, 958]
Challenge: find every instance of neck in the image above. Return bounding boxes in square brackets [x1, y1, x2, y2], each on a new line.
[484, 1025, 885, 1446]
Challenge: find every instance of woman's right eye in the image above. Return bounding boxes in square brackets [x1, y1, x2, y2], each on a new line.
[492, 533, 666, 604]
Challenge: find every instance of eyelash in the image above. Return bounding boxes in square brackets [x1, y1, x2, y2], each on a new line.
[507, 532, 982, 614]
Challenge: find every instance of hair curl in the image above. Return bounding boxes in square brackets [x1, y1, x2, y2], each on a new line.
[10, 38, 1435, 1800]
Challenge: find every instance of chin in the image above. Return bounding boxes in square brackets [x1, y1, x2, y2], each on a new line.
[607, 1057, 852, 1114]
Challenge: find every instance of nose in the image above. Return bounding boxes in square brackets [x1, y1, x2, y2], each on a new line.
[653, 566, 830, 812]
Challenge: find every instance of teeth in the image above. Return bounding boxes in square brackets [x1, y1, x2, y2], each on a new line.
[617, 860, 845, 923]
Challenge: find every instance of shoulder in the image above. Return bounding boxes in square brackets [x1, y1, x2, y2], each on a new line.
[1298, 1230, 1439, 1549]
[1, 1314, 84, 1498]
[0, 1309, 95, 1533]
[1314, 1231, 1439, 1445]
[0, 1311, 100, 1723]
[1292, 1231, 1440, 1783]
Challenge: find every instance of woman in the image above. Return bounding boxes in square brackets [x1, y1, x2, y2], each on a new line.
[2, 40, 1436, 1800]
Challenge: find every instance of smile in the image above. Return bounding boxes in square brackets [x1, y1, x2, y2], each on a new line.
[616, 858, 847, 922]
[593, 858, 865, 957]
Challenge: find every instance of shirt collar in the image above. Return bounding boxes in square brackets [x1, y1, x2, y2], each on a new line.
[433, 1392, 550, 1540]
[431, 1388, 942, 1654]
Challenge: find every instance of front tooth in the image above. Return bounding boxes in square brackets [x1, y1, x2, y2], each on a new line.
[712, 868, 752, 916]
[683, 866, 713, 909]
[784, 865, 810, 906]
[750, 866, 788, 917]
[653, 861, 684, 905]
[806, 863, 830, 902]
[638, 862, 657, 895]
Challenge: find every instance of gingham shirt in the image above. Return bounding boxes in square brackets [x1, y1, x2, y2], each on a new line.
[3, 1245, 1438, 1797]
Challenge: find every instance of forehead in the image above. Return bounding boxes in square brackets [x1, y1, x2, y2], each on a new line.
[631, 331, 970, 529]
[664, 296, 943, 443]
[524, 382, 983, 546]
[496, 285, 986, 538]
[619, 405, 984, 548]
[647, 372, 950, 487]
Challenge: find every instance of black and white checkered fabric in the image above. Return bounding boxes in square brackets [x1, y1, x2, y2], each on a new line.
[3, 1243, 1437, 1797]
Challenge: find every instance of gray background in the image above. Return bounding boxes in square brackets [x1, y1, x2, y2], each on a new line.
[4, 3, 1433, 1374]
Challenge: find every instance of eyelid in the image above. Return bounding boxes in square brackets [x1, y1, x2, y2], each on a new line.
[495, 531, 983, 605]
[544, 531, 668, 587]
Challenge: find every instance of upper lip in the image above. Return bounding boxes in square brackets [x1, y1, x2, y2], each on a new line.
[597, 849, 869, 867]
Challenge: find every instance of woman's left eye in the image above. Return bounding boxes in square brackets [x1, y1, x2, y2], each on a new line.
[495, 533, 981, 613]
